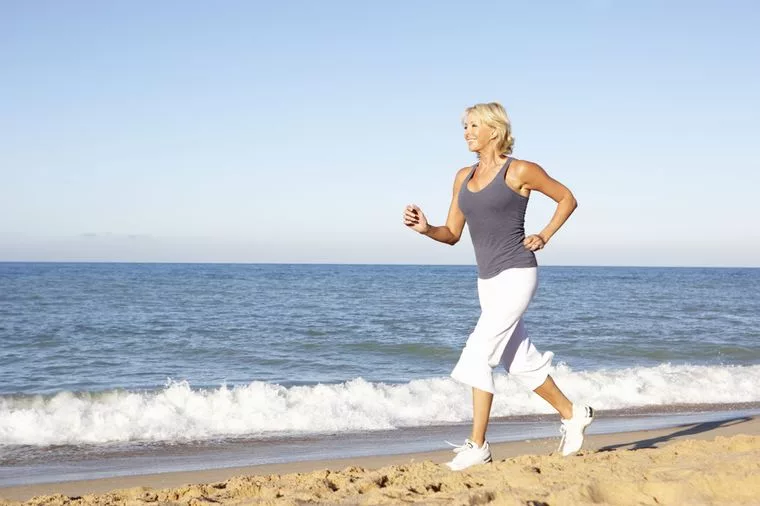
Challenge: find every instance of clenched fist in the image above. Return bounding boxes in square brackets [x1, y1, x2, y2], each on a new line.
[403, 204, 430, 234]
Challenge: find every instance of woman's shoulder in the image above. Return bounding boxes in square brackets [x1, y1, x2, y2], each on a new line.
[454, 164, 475, 181]
[509, 158, 544, 177]
[450, 165, 474, 191]
[456, 164, 474, 176]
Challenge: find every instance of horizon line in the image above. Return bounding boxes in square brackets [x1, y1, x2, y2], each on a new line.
[0, 261, 757, 269]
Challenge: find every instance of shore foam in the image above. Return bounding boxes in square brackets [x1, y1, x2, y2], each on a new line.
[2, 363, 759, 446]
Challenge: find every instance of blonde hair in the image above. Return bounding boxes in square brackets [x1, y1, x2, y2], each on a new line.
[462, 102, 515, 155]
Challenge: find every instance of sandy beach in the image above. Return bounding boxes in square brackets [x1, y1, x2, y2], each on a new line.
[2, 413, 758, 505]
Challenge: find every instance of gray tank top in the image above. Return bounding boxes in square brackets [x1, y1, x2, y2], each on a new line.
[458, 157, 537, 279]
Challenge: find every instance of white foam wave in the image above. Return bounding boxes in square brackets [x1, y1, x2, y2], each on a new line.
[2, 363, 759, 446]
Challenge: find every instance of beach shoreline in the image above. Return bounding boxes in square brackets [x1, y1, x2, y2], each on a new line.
[2, 413, 758, 504]
[4, 405, 759, 489]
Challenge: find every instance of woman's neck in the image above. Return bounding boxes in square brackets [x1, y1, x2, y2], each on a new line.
[477, 148, 506, 170]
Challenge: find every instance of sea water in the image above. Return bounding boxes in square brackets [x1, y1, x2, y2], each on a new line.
[1, 263, 758, 484]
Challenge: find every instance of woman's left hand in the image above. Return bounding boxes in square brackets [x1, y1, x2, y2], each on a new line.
[523, 234, 546, 251]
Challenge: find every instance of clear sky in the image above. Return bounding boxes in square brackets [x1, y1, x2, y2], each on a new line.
[1, 1, 758, 266]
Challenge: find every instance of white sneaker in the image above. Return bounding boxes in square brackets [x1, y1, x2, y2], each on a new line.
[558, 404, 594, 456]
[444, 439, 492, 471]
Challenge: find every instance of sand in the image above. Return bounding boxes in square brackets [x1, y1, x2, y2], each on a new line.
[2, 415, 759, 505]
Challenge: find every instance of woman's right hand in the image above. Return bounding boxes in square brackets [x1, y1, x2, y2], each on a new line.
[403, 204, 430, 234]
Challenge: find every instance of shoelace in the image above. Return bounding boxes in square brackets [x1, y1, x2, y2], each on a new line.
[445, 440, 474, 454]
[556, 424, 567, 453]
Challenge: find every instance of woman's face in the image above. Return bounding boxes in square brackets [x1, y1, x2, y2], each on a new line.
[463, 113, 494, 153]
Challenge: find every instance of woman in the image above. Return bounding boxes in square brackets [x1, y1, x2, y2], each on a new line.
[403, 102, 594, 471]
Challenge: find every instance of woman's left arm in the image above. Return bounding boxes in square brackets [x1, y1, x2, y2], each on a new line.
[513, 160, 578, 250]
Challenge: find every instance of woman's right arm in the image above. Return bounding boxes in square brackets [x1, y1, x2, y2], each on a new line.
[404, 167, 470, 246]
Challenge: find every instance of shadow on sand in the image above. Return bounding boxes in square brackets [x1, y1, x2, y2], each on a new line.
[598, 416, 753, 452]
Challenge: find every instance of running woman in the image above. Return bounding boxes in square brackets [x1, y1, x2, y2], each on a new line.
[403, 102, 594, 471]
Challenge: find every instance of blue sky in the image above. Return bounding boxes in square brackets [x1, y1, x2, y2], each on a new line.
[1, 1, 758, 266]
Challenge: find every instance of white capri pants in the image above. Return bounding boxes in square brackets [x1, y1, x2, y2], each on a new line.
[450, 267, 553, 394]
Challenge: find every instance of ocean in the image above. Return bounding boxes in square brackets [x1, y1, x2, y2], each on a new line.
[1, 263, 759, 485]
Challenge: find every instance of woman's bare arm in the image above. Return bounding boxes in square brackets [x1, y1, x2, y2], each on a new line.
[512, 160, 577, 247]
[404, 167, 470, 245]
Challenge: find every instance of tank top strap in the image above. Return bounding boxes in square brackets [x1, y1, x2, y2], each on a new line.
[502, 156, 514, 175]
[465, 163, 478, 183]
